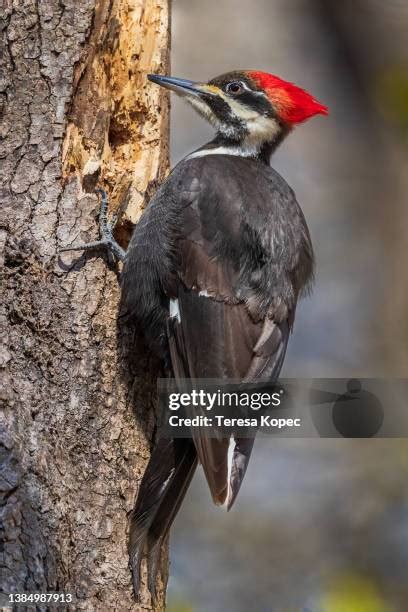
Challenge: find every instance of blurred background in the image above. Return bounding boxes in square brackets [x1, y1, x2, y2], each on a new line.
[166, 1, 408, 610]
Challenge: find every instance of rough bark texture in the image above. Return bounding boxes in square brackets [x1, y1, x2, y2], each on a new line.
[0, 0, 170, 610]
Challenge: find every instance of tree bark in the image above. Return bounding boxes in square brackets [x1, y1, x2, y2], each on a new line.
[1, 0, 170, 609]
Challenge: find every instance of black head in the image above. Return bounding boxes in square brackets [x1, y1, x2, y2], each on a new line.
[148, 70, 328, 153]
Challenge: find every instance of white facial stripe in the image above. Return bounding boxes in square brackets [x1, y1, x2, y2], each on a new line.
[217, 90, 280, 145]
[245, 115, 281, 145]
[186, 95, 219, 127]
[184, 86, 281, 153]
[221, 93, 260, 120]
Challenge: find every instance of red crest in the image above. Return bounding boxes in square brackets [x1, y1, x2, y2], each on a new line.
[248, 71, 328, 125]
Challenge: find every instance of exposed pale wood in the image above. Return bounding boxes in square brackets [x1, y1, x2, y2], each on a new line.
[1, 0, 170, 609]
[62, 0, 170, 240]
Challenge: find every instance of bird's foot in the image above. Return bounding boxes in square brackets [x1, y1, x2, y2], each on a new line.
[60, 188, 126, 262]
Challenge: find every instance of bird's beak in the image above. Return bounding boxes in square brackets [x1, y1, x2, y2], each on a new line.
[148, 74, 215, 97]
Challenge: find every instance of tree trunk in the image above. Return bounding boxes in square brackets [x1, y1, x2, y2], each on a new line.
[1, 0, 170, 609]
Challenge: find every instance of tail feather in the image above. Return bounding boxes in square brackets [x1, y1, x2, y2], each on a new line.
[146, 439, 197, 603]
[129, 437, 197, 600]
[146, 539, 164, 604]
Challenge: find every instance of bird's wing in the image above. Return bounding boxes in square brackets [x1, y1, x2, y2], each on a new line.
[167, 157, 293, 506]
[169, 285, 289, 506]
[123, 155, 310, 593]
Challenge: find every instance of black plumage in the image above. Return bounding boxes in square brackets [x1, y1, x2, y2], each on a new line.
[60, 69, 327, 601]
[121, 154, 314, 597]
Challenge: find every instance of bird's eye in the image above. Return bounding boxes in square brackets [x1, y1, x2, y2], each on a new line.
[225, 81, 244, 95]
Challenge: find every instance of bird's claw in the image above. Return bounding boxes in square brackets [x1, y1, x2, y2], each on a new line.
[60, 189, 126, 262]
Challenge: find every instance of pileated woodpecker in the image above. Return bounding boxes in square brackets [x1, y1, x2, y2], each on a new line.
[62, 70, 327, 599]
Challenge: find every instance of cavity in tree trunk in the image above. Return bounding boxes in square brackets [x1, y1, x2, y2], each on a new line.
[1, 0, 170, 609]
